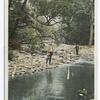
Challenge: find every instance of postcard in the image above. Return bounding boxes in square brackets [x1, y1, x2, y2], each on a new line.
[7, 0, 95, 100]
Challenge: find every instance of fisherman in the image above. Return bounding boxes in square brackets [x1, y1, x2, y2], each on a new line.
[46, 43, 53, 65]
[76, 88, 88, 100]
[75, 44, 79, 55]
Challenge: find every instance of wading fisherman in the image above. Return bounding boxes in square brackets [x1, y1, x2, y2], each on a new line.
[76, 88, 88, 100]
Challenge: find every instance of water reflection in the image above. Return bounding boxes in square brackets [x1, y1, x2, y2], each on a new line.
[9, 61, 94, 100]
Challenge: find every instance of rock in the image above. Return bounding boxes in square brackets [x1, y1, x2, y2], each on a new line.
[59, 55, 64, 58]
[19, 51, 27, 54]
[66, 60, 70, 63]
[34, 50, 41, 54]
[21, 70, 26, 72]
[17, 73, 21, 76]
[9, 67, 13, 70]
[57, 58, 64, 63]
[60, 49, 64, 51]
[31, 68, 35, 72]
[56, 51, 63, 55]
[25, 66, 32, 69]
[21, 71, 25, 75]
[41, 49, 47, 54]
[18, 67, 22, 70]
[32, 66, 36, 68]
[40, 56, 45, 58]
[32, 54, 36, 56]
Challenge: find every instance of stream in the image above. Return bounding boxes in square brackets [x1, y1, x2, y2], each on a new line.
[9, 60, 94, 100]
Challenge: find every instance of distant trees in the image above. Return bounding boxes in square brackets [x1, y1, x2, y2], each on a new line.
[60, 0, 94, 45]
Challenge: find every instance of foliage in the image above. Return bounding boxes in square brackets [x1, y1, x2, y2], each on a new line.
[17, 27, 44, 53]
[9, 0, 94, 50]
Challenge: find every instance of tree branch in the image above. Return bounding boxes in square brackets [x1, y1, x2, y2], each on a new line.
[35, 15, 62, 26]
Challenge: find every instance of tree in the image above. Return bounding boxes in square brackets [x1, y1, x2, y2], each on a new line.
[9, 0, 30, 40]
[9, 0, 94, 47]
[89, 0, 94, 45]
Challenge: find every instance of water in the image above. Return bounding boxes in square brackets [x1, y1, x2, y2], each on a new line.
[9, 61, 94, 100]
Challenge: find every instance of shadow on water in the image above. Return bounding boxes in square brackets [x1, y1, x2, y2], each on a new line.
[9, 61, 94, 100]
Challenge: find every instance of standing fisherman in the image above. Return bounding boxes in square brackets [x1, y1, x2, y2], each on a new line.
[46, 43, 54, 65]
[75, 44, 79, 55]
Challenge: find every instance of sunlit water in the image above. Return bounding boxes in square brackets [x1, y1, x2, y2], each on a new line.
[9, 61, 94, 100]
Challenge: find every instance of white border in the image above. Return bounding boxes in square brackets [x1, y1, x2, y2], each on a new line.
[95, 0, 97, 100]
[5, 0, 8, 99]
[0, 0, 4, 99]
[96, 0, 100, 100]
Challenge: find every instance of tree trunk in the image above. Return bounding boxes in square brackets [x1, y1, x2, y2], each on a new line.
[9, 0, 28, 40]
[9, 19, 19, 40]
[9, 0, 13, 8]
[89, 23, 94, 45]
[89, 0, 94, 45]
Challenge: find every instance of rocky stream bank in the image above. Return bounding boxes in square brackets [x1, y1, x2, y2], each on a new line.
[8, 44, 94, 79]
